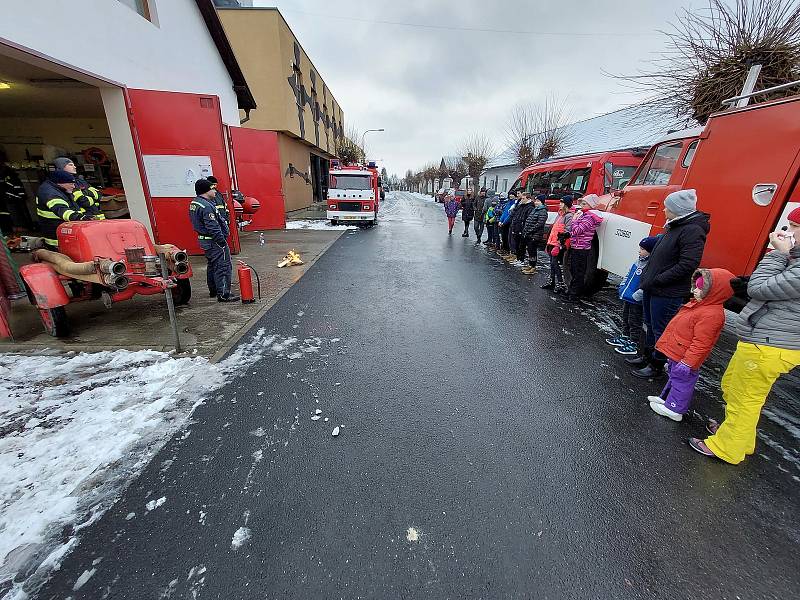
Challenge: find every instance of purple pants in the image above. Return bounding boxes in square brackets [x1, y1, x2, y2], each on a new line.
[660, 359, 700, 414]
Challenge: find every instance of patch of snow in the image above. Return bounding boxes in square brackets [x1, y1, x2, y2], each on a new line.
[125, 512, 136, 521]
[231, 527, 252, 549]
[286, 219, 357, 231]
[332, 426, 340, 437]
[406, 527, 420, 542]
[72, 567, 96, 591]
[146, 497, 166, 512]
[252, 450, 263, 463]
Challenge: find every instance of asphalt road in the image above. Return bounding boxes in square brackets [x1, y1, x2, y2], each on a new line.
[35, 192, 800, 599]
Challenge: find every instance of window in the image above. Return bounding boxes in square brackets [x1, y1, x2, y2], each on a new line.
[525, 167, 592, 196]
[633, 142, 682, 186]
[682, 140, 699, 168]
[502, 179, 508, 192]
[116, 0, 151, 20]
[610, 165, 637, 190]
[330, 175, 371, 190]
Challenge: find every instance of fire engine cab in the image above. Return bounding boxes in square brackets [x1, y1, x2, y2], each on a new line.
[327, 161, 381, 227]
[594, 82, 800, 306]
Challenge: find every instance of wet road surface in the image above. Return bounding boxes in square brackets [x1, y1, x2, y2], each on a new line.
[35, 192, 800, 599]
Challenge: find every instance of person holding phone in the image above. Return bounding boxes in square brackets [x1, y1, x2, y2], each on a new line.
[690, 207, 800, 463]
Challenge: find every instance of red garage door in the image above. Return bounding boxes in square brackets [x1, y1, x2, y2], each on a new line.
[228, 127, 285, 230]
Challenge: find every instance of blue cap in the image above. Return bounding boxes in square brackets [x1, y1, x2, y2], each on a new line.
[51, 170, 75, 184]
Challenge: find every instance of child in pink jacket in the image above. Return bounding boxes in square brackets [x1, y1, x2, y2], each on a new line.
[564, 194, 604, 302]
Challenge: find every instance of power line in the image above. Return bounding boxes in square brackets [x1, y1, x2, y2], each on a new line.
[279, 8, 661, 38]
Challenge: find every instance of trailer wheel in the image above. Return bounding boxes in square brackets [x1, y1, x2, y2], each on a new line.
[39, 306, 70, 337]
[583, 236, 609, 295]
[171, 278, 192, 306]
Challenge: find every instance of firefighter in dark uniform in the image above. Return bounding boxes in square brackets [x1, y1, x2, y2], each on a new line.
[35, 171, 88, 249]
[205, 176, 230, 223]
[190, 179, 239, 302]
[54, 157, 105, 219]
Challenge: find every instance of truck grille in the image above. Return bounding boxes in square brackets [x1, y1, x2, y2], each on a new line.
[338, 202, 363, 212]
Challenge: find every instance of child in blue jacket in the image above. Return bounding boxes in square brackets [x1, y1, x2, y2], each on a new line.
[606, 236, 660, 355]
[498, 191, 517, 255]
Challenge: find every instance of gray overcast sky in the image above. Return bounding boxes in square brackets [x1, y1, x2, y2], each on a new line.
[257, 1, 705, 177]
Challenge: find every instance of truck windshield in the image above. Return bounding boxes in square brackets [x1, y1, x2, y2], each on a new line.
[525, 167, 591, 196]
[330, 175, 371, 190]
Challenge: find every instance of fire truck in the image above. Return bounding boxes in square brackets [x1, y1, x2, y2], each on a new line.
[327, 161, 382, 227]
[588, 83, 800, 305]
[514, 148, 647, 224]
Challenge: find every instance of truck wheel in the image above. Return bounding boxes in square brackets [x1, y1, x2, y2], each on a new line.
[331, 219, 338, 226]
[583, 236, 609, 295]
[171, 278, 192, 306]
[39, 306, 70, 337]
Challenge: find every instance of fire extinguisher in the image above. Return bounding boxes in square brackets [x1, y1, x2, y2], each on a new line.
[236, 261, 261, 304]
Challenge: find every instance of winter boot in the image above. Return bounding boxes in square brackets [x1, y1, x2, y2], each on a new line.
[541, 280, 555, 290]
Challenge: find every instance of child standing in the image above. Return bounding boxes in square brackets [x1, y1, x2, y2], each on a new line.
[443, 194, 459, 235]
[648, 268, 736, 422]
[542, 195, 574, 291]
[521, 194, 548, 274]
[606, 236, 659, 355]
[498, 191, 517, 255]
[564, 195, 604, 301]
[485, 198, 499, 248]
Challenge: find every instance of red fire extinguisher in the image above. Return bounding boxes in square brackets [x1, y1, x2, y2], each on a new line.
[236, 261, 260, 304]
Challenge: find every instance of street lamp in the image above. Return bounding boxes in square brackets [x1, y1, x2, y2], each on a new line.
[360, 128, 385, 151]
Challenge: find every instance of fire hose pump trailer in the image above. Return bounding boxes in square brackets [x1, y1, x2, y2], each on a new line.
[19, 219, 192, 337]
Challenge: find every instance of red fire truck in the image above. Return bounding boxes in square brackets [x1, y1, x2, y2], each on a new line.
[595, 84, 800, 304]
[327, 161, 382, 227]
[514, 149, 647, 225]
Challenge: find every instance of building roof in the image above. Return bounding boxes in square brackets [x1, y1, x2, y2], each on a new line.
[486, 102, 694, 170]
[195, 0, 256, 111]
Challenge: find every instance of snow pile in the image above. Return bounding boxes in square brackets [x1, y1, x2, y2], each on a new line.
[285, 219, 357, 231]
[0, 328, 290, 598]
[408, 192, 436, 203]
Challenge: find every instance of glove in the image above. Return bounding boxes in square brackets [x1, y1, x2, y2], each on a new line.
[550, 245, 560, 257]
[632, 289, 644, 302]
[672, 361, 693, 377]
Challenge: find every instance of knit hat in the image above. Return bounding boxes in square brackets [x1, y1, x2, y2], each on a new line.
[581, 194, 600, 209]
[206, 176, 218, 184]
[639, 235, 659, 253]
[195, 179, 214, 195]
[51, 170, 75, 184]
[535, 193, 547, 201]
[788, 206, 800, 224]
[560, 194, 574, 208]
[664, 189, 697, 218]
[54, 157, 74, 170]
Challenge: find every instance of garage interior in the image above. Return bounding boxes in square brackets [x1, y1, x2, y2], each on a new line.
[0, 52, 128, 243]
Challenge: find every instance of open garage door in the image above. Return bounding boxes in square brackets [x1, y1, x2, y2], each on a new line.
[126, 89, 239, 254]
[228, 127, 285, 230]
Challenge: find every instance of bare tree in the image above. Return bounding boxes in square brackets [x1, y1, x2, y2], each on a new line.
[336, 125, 366, 164]
[459, 134, 495, 195]
[614, 0, 800, 124]
[404, 169, 413, 191]
[444, 157, 468, 189]
[504, 103, 538, 168]
[533, 94, 572, 161]
[423, 163, 439, 195]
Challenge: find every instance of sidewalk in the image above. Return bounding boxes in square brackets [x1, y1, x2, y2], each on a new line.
[1, 229, 345, 359]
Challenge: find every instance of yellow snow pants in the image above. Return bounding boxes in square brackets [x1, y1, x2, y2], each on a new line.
[706, 342, 800, 464]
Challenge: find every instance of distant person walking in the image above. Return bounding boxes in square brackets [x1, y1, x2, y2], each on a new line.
[630, 189, 709, 379]
[461, 192, 475, 237]
[443, 194, 460, 235]
[691, 210, 800, 463]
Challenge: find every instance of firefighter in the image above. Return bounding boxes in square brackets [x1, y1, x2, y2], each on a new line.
[190, 179, 239, 303]
[35, 171, 88, 249]
[205, 176, 230, 223]
[54, 157, 105, 220]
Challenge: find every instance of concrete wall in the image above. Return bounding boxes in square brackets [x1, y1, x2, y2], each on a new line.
[218, 7, 343, 156]
[278, 133, 315, 212]
[0, 0, 241, 125]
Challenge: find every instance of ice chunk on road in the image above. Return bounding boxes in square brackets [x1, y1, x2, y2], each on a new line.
[231, 527, 252, 549]
[332, 426, 340, 437]
[72, 567, 96, 590]
[146, 497, 166, 512]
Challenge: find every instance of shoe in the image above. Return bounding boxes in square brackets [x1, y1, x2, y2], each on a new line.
[605, 335, 630, 347]
[706, 419, 720, 435]
[541, 281, 555, 290]
[218, 294, 241, 303]
[650, 401, 683, 422]
[461, 233, 468, 237]
[624, 355, 648, 367]
[688, 437, 716, 457]
[614, 343, 639, 356]
[631, 365, 664, 379]
[647, 395, 665, 405]
[209, 290, 218, 298]
[521, 267, 535, 275]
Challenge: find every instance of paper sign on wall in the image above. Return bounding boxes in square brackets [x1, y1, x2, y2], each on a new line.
[142, 155, 213, 198]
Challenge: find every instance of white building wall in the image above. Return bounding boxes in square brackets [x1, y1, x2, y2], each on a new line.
[481, 165, 523, 193]
[0, 0, 241, 124]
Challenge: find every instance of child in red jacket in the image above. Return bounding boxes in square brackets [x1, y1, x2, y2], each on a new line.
[648, 268, 736, 422]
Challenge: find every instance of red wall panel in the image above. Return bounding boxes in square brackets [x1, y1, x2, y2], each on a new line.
[229, 127, 286, 230]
